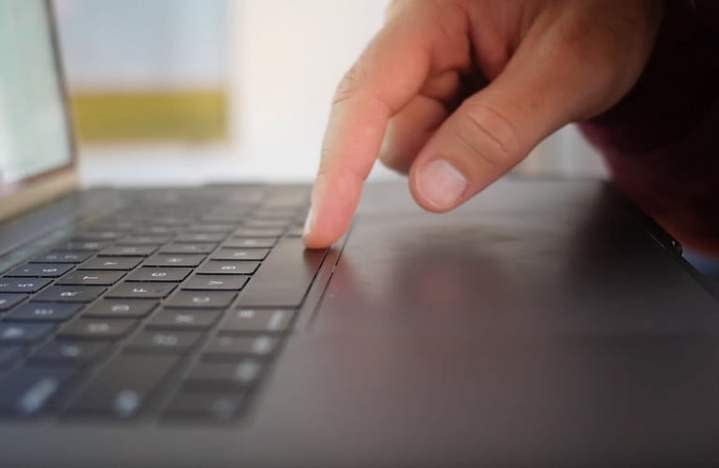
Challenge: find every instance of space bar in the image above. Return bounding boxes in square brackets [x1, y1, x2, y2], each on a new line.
[236, 238, 328, 307]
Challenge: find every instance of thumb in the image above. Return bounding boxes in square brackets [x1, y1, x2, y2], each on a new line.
[408, 25, 619, 213]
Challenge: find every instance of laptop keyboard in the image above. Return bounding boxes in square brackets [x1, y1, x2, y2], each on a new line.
[0, 187, 327, 423]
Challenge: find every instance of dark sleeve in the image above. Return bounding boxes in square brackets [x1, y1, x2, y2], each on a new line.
[578, 0, 719, 255]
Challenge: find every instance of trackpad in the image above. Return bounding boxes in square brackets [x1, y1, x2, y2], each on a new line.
[314, 188, 719, 337]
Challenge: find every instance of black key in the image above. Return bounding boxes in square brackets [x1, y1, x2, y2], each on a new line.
[233, 228, 284, 238]
[126, 267, 191, 282]
[197, 261, 259, 275]
[175, 233, 226, 243]
[0, 323, 54, 344]
[6, 303, 82, 322]
[57, 270, 125, 286]
[144, 254, 205, 268]
[117, 235, 171, 246]
[184, 224, 235, 233]
[0, 368, 74, 416]
[285, 226, 304, 237]
[0, 346, 22, 368]
[223, 238, 276, 249]
[57, 319, 137, 340]
[0, 277, 51, 293]
[162, 392, 245, 421]
[60, 241, 112, 251]
[6, 263, 72, 278]
[32, 286, 105, 303]
[219, 309, 293, 334]
[237, 237, 326, 307]
[160, 243, 217, 255]
[31, 251, 93, 263]
[99, 246, 157, 257]
[125, 330, 203, 354]
[29, 341, 109, 367]
[165, 291, 236, 309]
[106, 282, 176, 299]
[182, 274, 248, 291]
[202, 335, 277, 360]
[184, 359, 263, 390]
[83, 299, 158, 318]
[244, 219, 289, 228]
[78, 257, 142, 271]
[0, 294, 26, 311]
[212, 248, 269, 261]
[65, 354, 179, 418]
[132, 225, 179, 235]
[147, 309, 221, 330]
[72, 231, 122, 241]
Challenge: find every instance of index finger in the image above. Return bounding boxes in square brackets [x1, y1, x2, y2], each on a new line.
[302, 15, 434, 248]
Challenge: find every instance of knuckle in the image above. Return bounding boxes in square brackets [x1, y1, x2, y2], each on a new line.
[452, 103, 520, 168]
[332, 62, 367, 107]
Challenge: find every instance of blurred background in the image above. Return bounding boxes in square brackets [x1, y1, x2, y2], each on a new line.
[53, 0, 607, 187]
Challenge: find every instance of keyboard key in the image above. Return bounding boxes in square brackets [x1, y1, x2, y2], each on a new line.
[147, 309, 221, 330]
[78, 257, 142, 271]
[237, 237, 326, 307]
[56, 270, 125, 286]
[6, 263, 72, 278]
[184, 224, 235, 233]
[31, 251, 92, 263]
[223, 238, 276, 249]
[244, 219, 289, 228]
[184, 359, 263, 391]
[32, 286, 105, 303]
[126, 267, 191, 282]
[6, 303, 83, 322]
[162, 392, 245, 421]
[202, 335, 277, 360]
[175, 233, 226, 243]
[106, 282, 176, 299]
[165, 291, 236, 309]
[60, 241, 112, 251]
[197, 261, 259, 275]
[144, 254, 205, 268]
[219, 309, 293, 334]
[233, 228, 284, 238]
[212, 248, 269, 261]
[117, 235, 172, 246]
[285, 226, 304, 237]
[125, 330, 203, 354]
[65, 354, 179, 418]
[160, 243, 217, 255]
[0, 346, 22, 368]
[0, 323, 54, 344]
[29, 341, 109, 367]
[0, 368, 74, 416]
[0, 294, 26, 311]
[72, 231, 122, 241]
[83, 299, 158, 318]
[99, 246, 157, 257]
[58, 319, 138, 340]
[182, 275, 248, 291]
[0, 277, 51, 293]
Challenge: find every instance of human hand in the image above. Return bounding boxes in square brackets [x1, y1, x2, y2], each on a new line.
[303, 0, 663, 248]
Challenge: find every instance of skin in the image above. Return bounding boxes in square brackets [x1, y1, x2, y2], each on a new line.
[303, 0, 664, 249]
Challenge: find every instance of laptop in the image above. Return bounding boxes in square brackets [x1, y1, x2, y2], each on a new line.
[2, 2, 719, 467]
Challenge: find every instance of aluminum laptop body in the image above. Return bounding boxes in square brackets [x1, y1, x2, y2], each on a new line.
[1, 2, 719, 467]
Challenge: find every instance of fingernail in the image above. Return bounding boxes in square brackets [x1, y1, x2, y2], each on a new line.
[416, 159, 467, 210]
[303, 205, 316, 237]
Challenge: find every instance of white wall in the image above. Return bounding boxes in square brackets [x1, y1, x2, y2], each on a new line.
[229, 0, 607, 182]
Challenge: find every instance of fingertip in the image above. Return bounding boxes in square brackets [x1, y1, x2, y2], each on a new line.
[302, 171, 362, 249]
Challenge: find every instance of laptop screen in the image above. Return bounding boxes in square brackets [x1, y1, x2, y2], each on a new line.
[0, 0, 73, 192]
